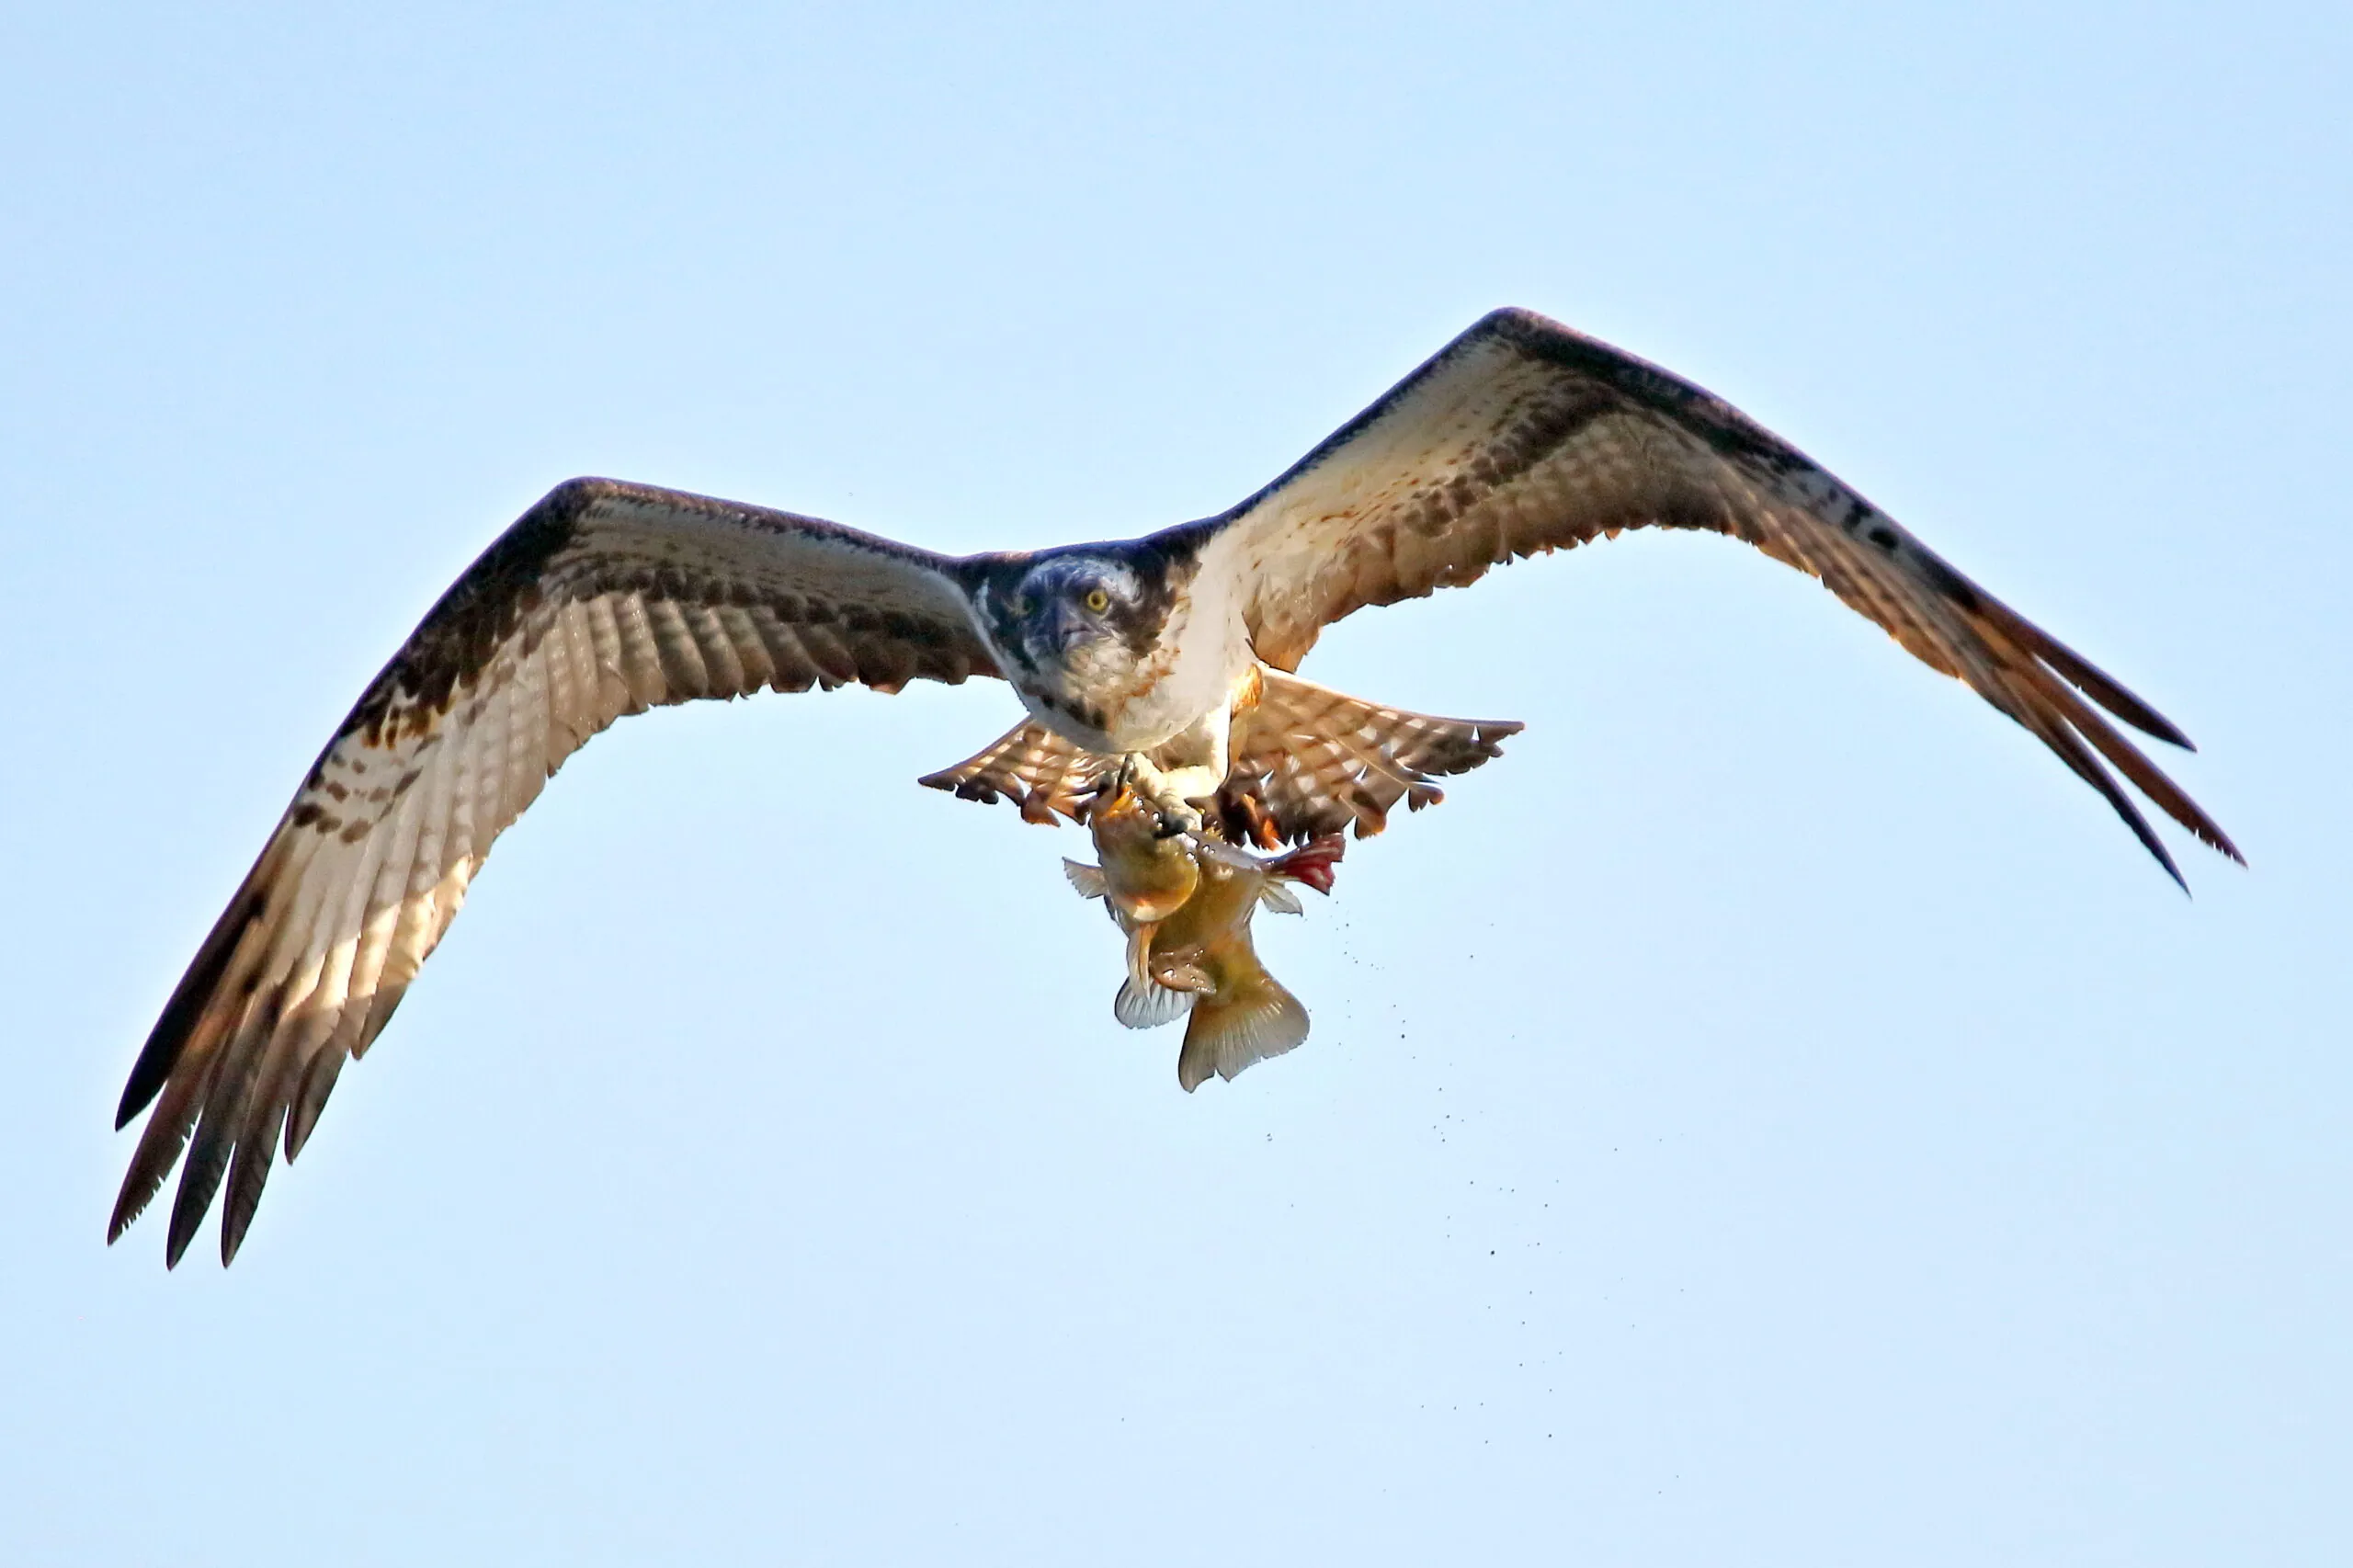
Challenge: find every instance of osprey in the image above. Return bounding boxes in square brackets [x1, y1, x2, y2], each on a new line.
[109, 307, 2239, 1267]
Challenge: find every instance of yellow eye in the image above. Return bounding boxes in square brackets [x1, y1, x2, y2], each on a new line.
[1084, 587, 1110, 614]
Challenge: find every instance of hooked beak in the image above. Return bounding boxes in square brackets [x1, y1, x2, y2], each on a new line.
[1045, 599, 1098, 653]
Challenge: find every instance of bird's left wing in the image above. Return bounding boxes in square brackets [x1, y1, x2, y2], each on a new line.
[1178, 308, 2238, 882]
[113, 477, 998, 1266]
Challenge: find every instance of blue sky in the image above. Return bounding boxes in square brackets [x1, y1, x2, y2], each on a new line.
[3, 4, 2346, 1562]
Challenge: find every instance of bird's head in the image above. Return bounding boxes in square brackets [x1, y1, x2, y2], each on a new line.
[992, 553, 1154, 668]
[967, 531, 1208, 744]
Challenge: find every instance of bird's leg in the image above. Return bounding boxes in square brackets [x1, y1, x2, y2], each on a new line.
[1120, 756, 1214, 837]
[1121, 713, 1230, 838]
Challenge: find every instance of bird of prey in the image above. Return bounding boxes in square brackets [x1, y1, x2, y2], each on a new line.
[108, 306, 2239, 1267]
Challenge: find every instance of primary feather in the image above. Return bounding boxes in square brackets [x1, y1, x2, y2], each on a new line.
[112, 478, 995, 1266]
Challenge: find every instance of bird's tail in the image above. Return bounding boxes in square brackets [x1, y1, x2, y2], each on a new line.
[917, 667, 1521, 845]
[1225, 669, 1523, 843]
[918, 723, 1108, 824]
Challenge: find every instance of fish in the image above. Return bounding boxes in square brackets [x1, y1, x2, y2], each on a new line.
[1063, 776, 1201, 996]
[1066, 777, 1344, 1091]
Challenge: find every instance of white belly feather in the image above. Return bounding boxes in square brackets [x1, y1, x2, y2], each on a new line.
[1105, 534, 1250, 751]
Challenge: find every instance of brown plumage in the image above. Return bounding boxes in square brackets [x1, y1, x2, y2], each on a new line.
[111, 479, 997, 1267]
[921, 667, 1521, 843]
[1167, 309, 2237, 883]
[112, 307, 2236, 1267]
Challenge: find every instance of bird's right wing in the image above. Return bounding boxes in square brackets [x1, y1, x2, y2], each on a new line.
[113, 477, 999, 1267]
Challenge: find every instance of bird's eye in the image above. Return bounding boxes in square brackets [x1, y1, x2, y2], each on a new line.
[1083, 587, 1111, 614]
[1012, 595, 1032, 617]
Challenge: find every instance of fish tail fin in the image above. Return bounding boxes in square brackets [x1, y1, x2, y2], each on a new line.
[1176, 965, 1309, 1092]
[1063, 858, 1108, 899]
[1256, 880, 1304, 915]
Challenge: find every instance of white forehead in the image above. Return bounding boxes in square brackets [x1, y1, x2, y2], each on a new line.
[1023, 554, 1142, 597]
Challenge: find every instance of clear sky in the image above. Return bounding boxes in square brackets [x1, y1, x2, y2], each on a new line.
[3, 4, 2345, 1563]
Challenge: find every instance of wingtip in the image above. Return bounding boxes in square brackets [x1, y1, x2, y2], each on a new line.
[165, 1175, 214, 1272]
[2121, 800, 2189, 893]
[115, 1055, 172, 1131]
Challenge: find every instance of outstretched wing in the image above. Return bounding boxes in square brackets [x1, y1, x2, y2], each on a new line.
[114, 476, 998, 1267]
[1181, 308, 2238, 882]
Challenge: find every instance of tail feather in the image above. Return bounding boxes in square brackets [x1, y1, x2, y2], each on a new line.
[1233, 670, 1520, 843]
[923, 669, 1517, 849]
[1176, 970, 1310, 1092]
[918, 722, 1109, 824]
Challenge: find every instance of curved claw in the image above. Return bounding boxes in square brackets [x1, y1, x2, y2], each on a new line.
[1154, 802, 1203, 839]
[1119, 752, 1211, 839]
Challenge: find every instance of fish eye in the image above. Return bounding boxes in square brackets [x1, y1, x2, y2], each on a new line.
[1083, 586, 1111, 614]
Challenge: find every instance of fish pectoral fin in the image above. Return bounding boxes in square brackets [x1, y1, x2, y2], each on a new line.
[1255, 881, 1304, 916]
[1176, 969, 1310, 1093]
[1114, 974, 1196, 1030]
[1063, 858, 1108, 900]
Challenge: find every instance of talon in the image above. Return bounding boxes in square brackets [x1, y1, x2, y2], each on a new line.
[1154, 803, 1202, 839]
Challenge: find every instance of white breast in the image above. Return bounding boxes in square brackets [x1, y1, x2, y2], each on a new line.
[1106, 531, 1252, 748]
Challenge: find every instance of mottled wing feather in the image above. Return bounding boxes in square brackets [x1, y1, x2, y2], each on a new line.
[1232, 671, 1520, 842]
[114, 477, 998, 1267]
[1181, 307, 2236, 879]
[915, 723, 1111, 824]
